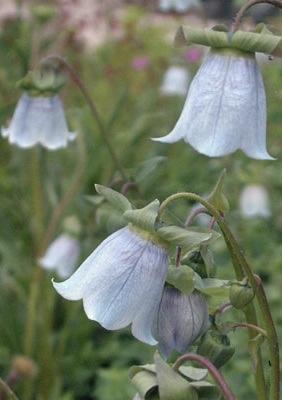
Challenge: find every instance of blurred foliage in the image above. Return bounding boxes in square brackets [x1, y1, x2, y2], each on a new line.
[0, 2, 282, 400]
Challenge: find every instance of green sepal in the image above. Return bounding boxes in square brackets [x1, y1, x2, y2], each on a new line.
[157, 226, 219, 253]
[124, 200, 160, 232]
[95, 184, 132, 213]
[166, 265, 195, 295]
[17, 69, 66, 96]
[194, 276, 230, 297]
[175, 25, 282, 57]
[229, 278, 255, 310]
[206, 170, 229, 214]
[186, 246, 216, 279]
[129, 368, 158, 399]
[155, 353, 198, 400]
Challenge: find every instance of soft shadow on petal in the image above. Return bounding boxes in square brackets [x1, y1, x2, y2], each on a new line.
[153, 287, 209, 359]
[83, 233, 168, 335]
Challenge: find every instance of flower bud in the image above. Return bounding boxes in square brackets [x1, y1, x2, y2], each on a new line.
[229, 278, 255, 310]
[197, 330, 235, 368]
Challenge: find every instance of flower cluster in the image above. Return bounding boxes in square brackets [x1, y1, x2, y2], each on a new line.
[53, 185, 216, 357]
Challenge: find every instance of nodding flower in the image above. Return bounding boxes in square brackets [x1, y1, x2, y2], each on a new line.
[160, 66, 191, 97]
[53, 226, 169, 345]
[2, 94, 75, 150]
[39, 234, 80, 279]
[239, 184, 271, 219]
[154, 49, 273, 160]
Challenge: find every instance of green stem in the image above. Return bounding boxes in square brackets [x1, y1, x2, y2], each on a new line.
[232, 0, 282, 32]
[40, 55, 128, 182]
[160, 193, 280, 400]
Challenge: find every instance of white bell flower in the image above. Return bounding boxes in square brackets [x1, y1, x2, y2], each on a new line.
[159, 0, 201, 13]
[2, 94, 75, 150]
[39, 234, 80, 279]
[154, 50, 273, 160]
[239, 184, 271, 218]
[53, 226, 169, 345]
[160, 66, 190, 96]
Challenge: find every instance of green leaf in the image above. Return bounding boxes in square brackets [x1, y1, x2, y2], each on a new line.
[95, 184, 132, 213]
[157, 226, 219, 253]
[166, 265, 195, 295]
[155, 353, 198, 400]
[206, 170, 229, 214]
[194, 276, 230, 297]
[124, 200, 160, 232]
[179, 367, 208, 382]
[130, 371, 158, 399]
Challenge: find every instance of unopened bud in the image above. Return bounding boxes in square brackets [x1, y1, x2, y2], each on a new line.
[197, 330, 235, 368]
[229, 278, 255, 310]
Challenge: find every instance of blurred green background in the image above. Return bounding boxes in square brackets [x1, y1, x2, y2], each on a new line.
[0, 0, 281, 399]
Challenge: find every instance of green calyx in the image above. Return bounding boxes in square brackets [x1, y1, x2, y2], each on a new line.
[17, 67, 66, 97]
[175, 24, 282, 57]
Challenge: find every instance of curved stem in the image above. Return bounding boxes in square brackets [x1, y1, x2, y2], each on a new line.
[173, 353, 236, 400]
[185, 206, 209, 227]
[0, 378, 18, 400]
[160, 193, 280, 400]
[232, 0, 282, 32]
[40, 132, 86, 254]
[40, 55, 128, 181]
[226, 322, 267, 337]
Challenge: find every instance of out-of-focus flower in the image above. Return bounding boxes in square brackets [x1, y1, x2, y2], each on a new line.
[2, 94, 75, 150]
[159, 0, 201, 13]
[39, 234, 80, 279]
[152, 286, 209, 358]
[53, 226, 169, 345]
[239, 184, 271, 218]
[160, 66, 190, 96]
[131, 56, 151, 71]
[154, 50, 272, 159]
[184, 47, 202, 63]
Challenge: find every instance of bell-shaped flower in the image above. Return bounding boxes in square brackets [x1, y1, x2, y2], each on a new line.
[153, 25, 282, 159]
[160, 66, 190, 97]
[2, 94, 75, 150]
[53, 226, 169, 345]
[239, 184, 271, 218]
[152, 286, 209, 358]
[39, 233, 80, 279]
[159, 0, 201, 13]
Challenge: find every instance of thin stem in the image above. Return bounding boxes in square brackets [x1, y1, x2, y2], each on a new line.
[213, 302, 233, 318]
[232, 0, 282, 32]
[173, 353, 236, 400]
[226, 322, 267, 337]
[40, 55, 128, 181]
[185, 206, 208, 227]
[40, 132, 86, 254]
[0, 378, 19, 400]
[175, 246, 182, 267]
[160, 193, 279, 400]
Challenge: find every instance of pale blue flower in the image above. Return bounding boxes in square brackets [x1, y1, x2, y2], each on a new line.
[239, 184, 271, 219]
[2, 94, 75, 150]
[160, 66, 190, 97]
[154, 51, 273, 160]
[53, 227, 168, 345]
[152, 287, 209, 358]
[39, 234, 80, 279]
[159, 0, 201, 13]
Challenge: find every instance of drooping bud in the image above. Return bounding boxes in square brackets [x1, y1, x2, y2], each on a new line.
[197, 330, 235, 368]
[229, 278, 255, 310]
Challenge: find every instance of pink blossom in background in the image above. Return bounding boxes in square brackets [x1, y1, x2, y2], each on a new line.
[184, 48, 202, 63]
[131, 56, 151, 71]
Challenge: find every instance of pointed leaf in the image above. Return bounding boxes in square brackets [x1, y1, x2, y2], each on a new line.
[155, 353, 198, 400]
[207, 170, 229, 213]
[124, 200, 160, 232]
[157, 226, 219, 253]
[95, 184, 132, 213]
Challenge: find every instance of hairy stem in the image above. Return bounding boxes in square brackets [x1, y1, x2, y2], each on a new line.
[40, 55, 128, 181]
[173, 353, 236, 400]
[232, 0, 282, 32]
